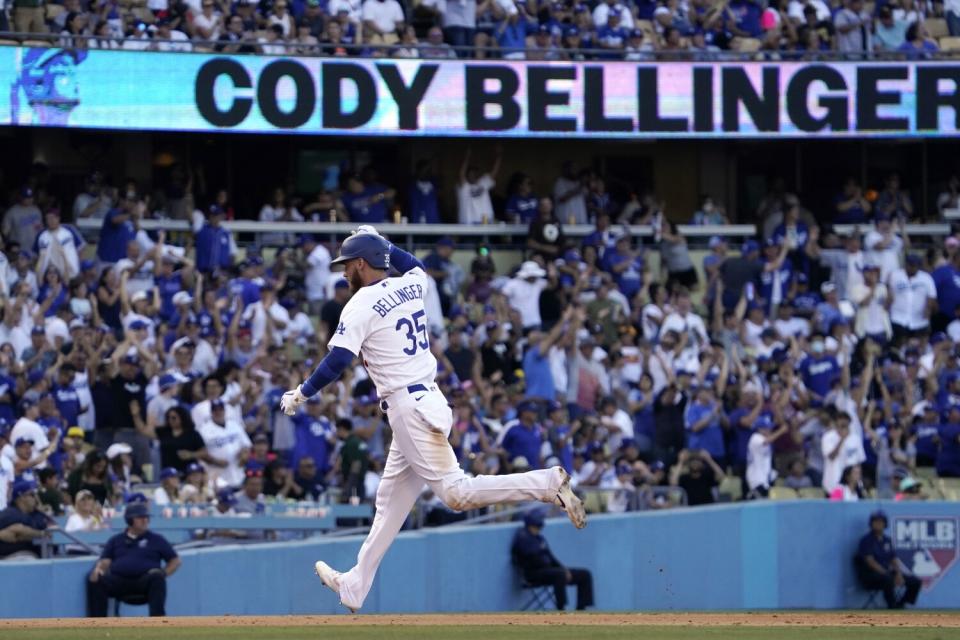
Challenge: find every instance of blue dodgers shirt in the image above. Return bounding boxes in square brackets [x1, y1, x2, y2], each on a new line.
[913, 421, 941, 462]
[96, 208, 136, 263]
[933, 263, 960, 317]
[684, 400, 725, 459]
[195, 224, 233, 272]
[522, 346, 555, 400]
[342, 187, 388, 223]
[937, 422, 960, 477]
[101, 530, 177, 578]
[408, 181, 439, 224]
[53, 383, 82, 429]
[505, 194, 538, 223]
[799, 354, 840, 400]
[292, 414, 336, 473]
[501, 421, 544, 469]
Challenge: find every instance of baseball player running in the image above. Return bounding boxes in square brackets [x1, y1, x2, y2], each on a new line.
[280, 226, 585, 613]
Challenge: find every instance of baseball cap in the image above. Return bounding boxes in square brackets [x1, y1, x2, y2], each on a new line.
[518, 400, 539, 414]
[80, 259, 96, 272]
[755, 414, 774, 430]
[524, 509, 546, 527]
[30, 326, 46, 336]
[14, 437, 35, 447]
[252, 432, 269, 444]
[899, 476, 921, 492]
[862, 262, 880, 272]
[741, 239, 760, 255]
[537, 23, 551, 34]
[211, 399, 225, 411]
[306, 395, 323, 405]
[158, 374, 179, 391]
[172, 291, 193, 306]
[629, 28, 643, 38]
[130, 290, 149, 304]
[69, 318, 87, 331]
[906, 253, 923, 265]
[129, 319, 148, 331]
[66, 426, 85, 439]
[820, 282, 837, 294]
[708, 235, 725, 249]
[27, 369, 45, 386]
[18, 397, 37, 412]
[616, 462, 633, 476]
[334, 279, 350, 290]
[437, 236, 454, 247]
[11, 480, 37, 500]
[208, 204, 225, 217]
[932, 332, 949, 346]
[160, 467, 179, 480]
[20, 187, 34, 199]
[185, 461, 204, 475]
[649, 460, 666, 472]
[217, 488, 237, 506]
[106, 443, 133, 459]
[121, 354, 140, 366]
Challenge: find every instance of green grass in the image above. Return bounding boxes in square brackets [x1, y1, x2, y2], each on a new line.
[3, 627, 958, 640]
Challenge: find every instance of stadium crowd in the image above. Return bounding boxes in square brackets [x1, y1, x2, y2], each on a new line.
[2, 0, 960, 58]
[2, 159, 960, 558]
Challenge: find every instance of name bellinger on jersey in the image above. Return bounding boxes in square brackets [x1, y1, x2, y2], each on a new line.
[370, 283, 425, 318]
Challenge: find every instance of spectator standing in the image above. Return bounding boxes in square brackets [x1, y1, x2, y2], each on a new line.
[3, 188, 43, 253]
[553, 162, 589, 226]
[96, 195, 138, 267]
[834, 0, 871, 53]
[874, 5, 908, 51]
[501, 261, 548, 331]
[669, 448, 723, 506]
[527, 198, 566, 260]
[834, 178, 872, 224]
[36, 209, 82, 281]
[937, 404, 960, 478]
[11, 0, 46, 33]
[863, 214, 905, 283]
[341, 173, 393, 224]
[408, 160, 441, 223]
[194, 205, 235, 274]
[442, 0, 478, 54]
[362, 0, 404, 44]
[198, 399, 251, 489]
[876, 173, 914, 220]
[888, 254, 937, 343]
[500, 401, 545, 470]
[86, 502, 181, 617]
[259, 188, 303, 247]
[821, 411, 865, 492]
[300, 235, 331, 316]
[457, 147, 500, 225]
[746, 414, 788, 497]
[193, 0, 224, 41]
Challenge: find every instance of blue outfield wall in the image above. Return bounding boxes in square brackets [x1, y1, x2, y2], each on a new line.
[2, 501, 958, 617]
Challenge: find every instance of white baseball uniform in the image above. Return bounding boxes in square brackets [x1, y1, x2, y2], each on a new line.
[198, 417, 251, 488]
[326, 263, 564, 611]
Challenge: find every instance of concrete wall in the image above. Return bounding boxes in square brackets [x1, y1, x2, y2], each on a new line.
[2, 501, 958, 618]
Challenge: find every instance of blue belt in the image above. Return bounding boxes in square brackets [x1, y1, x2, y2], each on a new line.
[380, 384, 430, 411]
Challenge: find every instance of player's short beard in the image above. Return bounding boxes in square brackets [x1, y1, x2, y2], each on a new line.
[348, 269, 363, 293]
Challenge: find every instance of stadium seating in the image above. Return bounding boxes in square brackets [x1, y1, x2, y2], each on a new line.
[926, 18, 950, 40]
[769, 487, 798, 501]
[718, 477, 743, 503]
[940, 36, 960, 51]
[797, 488, 827, 500]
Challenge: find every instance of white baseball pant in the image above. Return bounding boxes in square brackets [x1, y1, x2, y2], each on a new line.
[337, 386, 563, 610]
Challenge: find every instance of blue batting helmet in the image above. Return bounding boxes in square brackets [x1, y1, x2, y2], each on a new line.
[331, 233, 391, 270]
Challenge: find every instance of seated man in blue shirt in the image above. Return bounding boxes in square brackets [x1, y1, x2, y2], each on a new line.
[854, 511, 920, 609]
[511, 509, 593, 610]
[0, 480, 50, 559]
[86, 502, 181, 617]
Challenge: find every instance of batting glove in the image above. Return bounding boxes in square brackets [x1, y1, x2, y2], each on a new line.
[355, 225, 379, 236]
[280, 385, 307, 416]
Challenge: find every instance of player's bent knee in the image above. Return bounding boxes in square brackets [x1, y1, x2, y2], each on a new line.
[439, 482, 472, 511]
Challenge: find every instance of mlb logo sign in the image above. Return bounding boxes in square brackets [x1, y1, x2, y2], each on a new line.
[893, 517, 960, 591]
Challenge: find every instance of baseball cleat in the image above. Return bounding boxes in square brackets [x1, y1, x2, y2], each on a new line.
[554, 468, 587, 529]
[314, 561, 357, 613]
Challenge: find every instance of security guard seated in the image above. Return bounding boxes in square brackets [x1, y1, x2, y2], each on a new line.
[511, 509, 594, 610]
[0, 480, 51, 559]
[854, 510, 921, 609]
[86, 502, 181, 617]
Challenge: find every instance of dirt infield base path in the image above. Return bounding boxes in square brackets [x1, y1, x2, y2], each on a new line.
[3, 612, 959, 629]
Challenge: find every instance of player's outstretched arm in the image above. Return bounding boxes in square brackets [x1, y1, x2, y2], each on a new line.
[280, 346, 355, 416]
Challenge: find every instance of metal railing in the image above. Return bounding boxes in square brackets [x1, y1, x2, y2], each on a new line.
[4, 30, 960, 61]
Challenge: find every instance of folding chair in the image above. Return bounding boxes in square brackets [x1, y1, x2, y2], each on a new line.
[518, 575, 554, 611]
